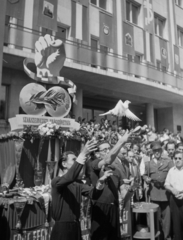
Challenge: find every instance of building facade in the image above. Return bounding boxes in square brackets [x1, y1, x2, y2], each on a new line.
[0, 0, 183, 134]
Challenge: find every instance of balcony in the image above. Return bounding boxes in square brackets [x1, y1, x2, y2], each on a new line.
[3, 23, 183, 92]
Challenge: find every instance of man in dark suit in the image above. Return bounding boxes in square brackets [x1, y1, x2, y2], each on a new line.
[112, 146, 131, 180]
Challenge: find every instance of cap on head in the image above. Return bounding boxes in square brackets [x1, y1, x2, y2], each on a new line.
[151, 141, 162, 150]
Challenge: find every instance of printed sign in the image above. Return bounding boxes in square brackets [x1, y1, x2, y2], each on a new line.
[8, 115, 80, 131]
[12, 225, 52, 240]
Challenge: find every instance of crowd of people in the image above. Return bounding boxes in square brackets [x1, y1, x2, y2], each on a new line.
[51, 117, 183, 240]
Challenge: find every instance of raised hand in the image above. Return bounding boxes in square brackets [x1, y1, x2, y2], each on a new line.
[35, 34, 66, 78]
[81, 139, 98, 156]
[98, 169, 113, 183]
[118, 130, 131, 143]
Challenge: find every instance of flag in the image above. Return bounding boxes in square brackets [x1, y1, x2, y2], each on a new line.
[174, 45, 180, 73]
[6, 0, 25, 20]
[123, 22, 135, 56]
[71, 1, 89, 42]
[159, 38, 168, 68]
[37, 0, 58, 32]
[143, 0, 154, 34]
[99, 12, 113, 48]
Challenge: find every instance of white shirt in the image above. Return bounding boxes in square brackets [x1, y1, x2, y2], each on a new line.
[165, 167, 183, 192]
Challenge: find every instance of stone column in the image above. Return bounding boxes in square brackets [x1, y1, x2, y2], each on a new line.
[73, 88, 83, 120]
[146, 103, 154, 128]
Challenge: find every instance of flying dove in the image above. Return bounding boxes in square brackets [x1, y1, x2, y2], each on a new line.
[99, 100, 141, 121]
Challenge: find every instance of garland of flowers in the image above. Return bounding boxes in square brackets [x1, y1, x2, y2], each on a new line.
[22, 122, 86, 142]
[0, 131, 23, 141]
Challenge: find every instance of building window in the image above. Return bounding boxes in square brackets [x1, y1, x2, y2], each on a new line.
[154, 14, 165, 37]
[126, 0, 140, 25]
[135, 54, 142, 64]
[91, 38, 98, 51]
[149, 33, 154, 63]
[156, 60, 161, 71]
[99, 0, 107, 9]
[42, 28, 52, 36]
[175, 0, 183, 7]
[156, 60, 166, 72]
[91, 38, 98, 68]
[178, 27, 183, 47]
[100, 45, 108, 54]
[100, 45, 108, 70]
[56, 26, 67, 41]
[128, 54, 133, 61]
[91, 0, 97, 5]
[0, 85, 9, 120]
[90, 0, 113, 13]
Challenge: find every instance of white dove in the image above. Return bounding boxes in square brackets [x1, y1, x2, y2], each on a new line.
[99, 100, 141, 121]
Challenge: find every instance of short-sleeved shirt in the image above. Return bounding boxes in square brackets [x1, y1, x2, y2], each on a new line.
[90, 159, 124, 204]
[165, 167, 183, 192]
[144, 158, 174, 201]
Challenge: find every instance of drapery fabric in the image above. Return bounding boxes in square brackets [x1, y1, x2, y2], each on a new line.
[0, 139, 16, 186]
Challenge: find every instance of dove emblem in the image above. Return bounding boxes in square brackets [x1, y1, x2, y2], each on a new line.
[99, 100, 141, 121]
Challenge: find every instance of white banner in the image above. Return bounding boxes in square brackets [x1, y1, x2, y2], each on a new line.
[9, 115, 80, 131]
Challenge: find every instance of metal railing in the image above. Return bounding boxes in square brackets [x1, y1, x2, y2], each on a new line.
[3, 23, 183, 91]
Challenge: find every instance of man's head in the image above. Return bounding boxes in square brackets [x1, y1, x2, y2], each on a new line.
[59, 151, 85, 178]
[97, 141, 111, 159]
[166, 141, 176, 158]
[127, 151, 134, 163]
[151, 141, 162, 160]
[174, 151, 183, 169]
[118, 147, 128, 161]
[176, 143, 183, 152]
[132, 144, 139, 154]
[59, 151, 76, 171]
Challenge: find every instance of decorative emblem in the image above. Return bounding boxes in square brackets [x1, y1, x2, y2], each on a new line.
[144, 0, 153, 26]
[125, 33, 133, 47]
[175, 54, 179, 65]
[161, 47, 167, 59]
[19, 83, 71, 117]
[8, 0, 19, 3]
[103, 24, 110, 35]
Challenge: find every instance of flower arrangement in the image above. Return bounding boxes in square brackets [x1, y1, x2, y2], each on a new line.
[0, 131, 23, 141]
[22, 122, 87, 142]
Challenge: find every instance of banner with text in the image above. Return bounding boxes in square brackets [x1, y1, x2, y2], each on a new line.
[8, 115, 80, 131]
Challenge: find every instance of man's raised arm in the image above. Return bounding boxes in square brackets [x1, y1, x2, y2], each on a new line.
[98, 130, 131, 168]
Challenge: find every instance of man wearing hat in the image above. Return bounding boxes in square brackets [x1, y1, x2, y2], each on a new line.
[143, 141, 174, 240]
